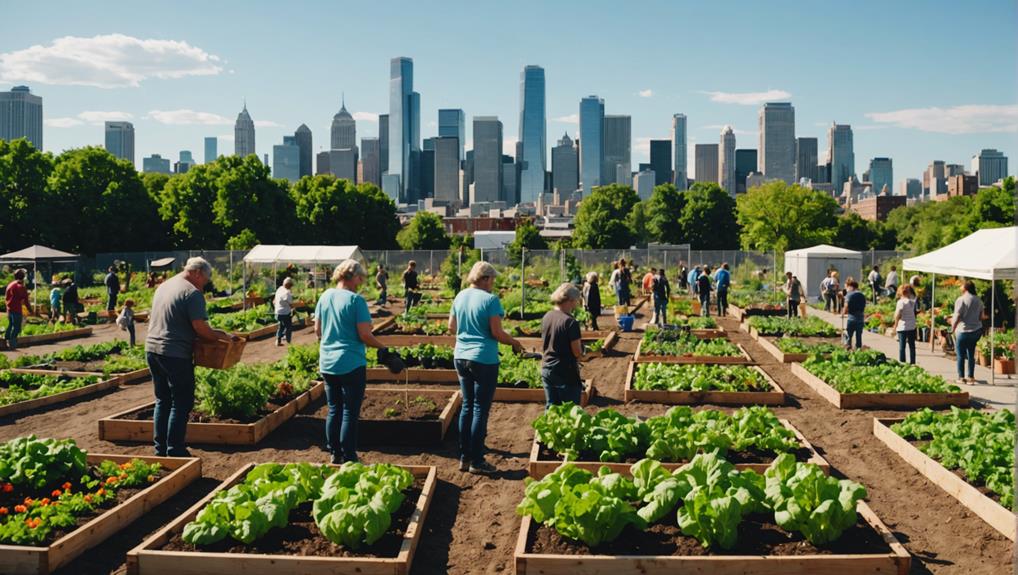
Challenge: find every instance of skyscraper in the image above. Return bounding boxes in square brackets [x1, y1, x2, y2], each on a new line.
[972, 149, 1008, 185]
[273, 136, 300, 183]
[472, 116, 503, 204]
[634, 170, 656, 200]
[361, 137, 381, 186]
[758, 102, 795, 183]
[695, 144, 719, 184]
[649, 140, 671, 186]
[603, 115, 631, 185]
[579, 96, 604, 193]
[900, 178, 921, 199]
[551, 133, 579, 198]
[316, 151, 330, 175]
[143, 154, 171, 174]
[331, 97, 356, 150]
[795, 137, 818, 183]
[234, 103, 255, 157]
[104, 121, 135, 165]
[672, 114, 688, 190]
[438, 109, 465, 162]
[329, 148, 358, 183]
[378, 114, 389, 174]
[433, 136, 461, 205]
[518, 66, 546, 204]
[176, 151, 196, 174]
[926, 160, 946, 197]
[0, 86, 42, 150]
[388, 57, 420, 202]
[719, 126, 736, 195]
[294, 125, 312, 178]
[502, 154, 519, 205]
[868, 157, 893, 195]
[826, 123, 854, 192]
[204, 137, 218, 164]
[735, 149, 757, 194]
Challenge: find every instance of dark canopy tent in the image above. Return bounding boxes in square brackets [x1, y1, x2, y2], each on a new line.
[0, 245, 80, 307]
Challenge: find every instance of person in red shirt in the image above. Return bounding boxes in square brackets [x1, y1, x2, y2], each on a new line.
[642, 267, 657, 323]
[4, 269, 33, 351]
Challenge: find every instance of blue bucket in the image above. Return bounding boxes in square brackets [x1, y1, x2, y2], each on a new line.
[618, 315, 635, 332]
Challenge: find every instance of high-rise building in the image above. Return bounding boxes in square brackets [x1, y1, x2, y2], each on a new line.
[378, 114, 389, 175]
[900, 178, 922, 199]
[825, 123, 854, 193]
[719, 126, 736, 195]
[472, 116, 503, 204]
[142, 154, 171, 174]
[104, 121, 135, 165]
[603, 115, 631, 185]
[972, 149, 1008, 185]
[438, 109, 465, 162]
[551, 132, 579, 197]
[579, 96, 604, 193]
[234, 103, 255, 157]
[672, 114, 688, 190]
[316, 151, 330, 175]
[502, 154, 519, 205]
[329, 148, 358, 183]
[294, 125, 312, 178]
[695, 144, 719, 184]
[634, 170, 656, 200]
[361, 137, 381, 186]
[649, 140, 671, 186]
[272, 136, 300, 183]
[869, 157, 893, 195]
[735, 149, 757, 194]
[0, 86, 43, 149]
[758, 102, 795, 183]
[174, 150, 195, 174]
[926, 160, 946, 197]
[518, 65, 546, 204]
[420, 147, 435, 199]
[433, 136, 461, 205]
[795, 137, 818, 183]
[204, 137, 218, 164]
[461, 150, 474, 206]
[388, 57, 420, 202]
[331, 97, 356, 151]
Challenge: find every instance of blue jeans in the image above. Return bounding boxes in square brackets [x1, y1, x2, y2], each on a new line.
[323, 366, 366, 462]
[955, 329, 981, 379]
[699, 293, 711, 317]
[897, 329, 916, 364]
[455, 359, 498, 465]
[148, 352, 196, 457]
[106, 291, 117, 311]
[845, 317, 864, 349]
[377, 286, 387, 306]
[126, 322, 136, 347]
[541, 365, 582, 410]
[276, 313, 292, 343]
[717, 288, 728, 316]
[653, 296, 667, 326]
[615, 287, 625, 307]
[4, 312, 23, 350]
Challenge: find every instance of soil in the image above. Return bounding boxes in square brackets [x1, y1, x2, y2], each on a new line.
[120, 391, 304, 425]
[323, 392, 445, 421]
[536, 443, 814, 466]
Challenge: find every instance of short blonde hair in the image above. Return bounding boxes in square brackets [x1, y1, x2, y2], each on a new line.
[332, 259, 366, 282]
[585, 271, 598, 284]
[467, 261, 497, 285]
[550, 283, 581, 305]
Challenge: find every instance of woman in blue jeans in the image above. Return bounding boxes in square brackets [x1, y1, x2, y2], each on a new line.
[951, 280, 984, 384]
[841, 278, 866, 350]
[315, 259, 392, 464]
[540, 283, 585, 409]
[448, 261, 524, 475]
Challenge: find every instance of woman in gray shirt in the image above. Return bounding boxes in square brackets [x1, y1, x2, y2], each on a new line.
[951, 280, 984, 384]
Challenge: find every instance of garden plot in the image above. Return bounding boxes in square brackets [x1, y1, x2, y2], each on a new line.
[634, 329, 752, 364]
[0, 371, 119, 418]
[756, 336, 845, 363]
[624, 362, 785, 406]
[6, 340, 150, 384]
[0, 323, 92, 350]
[742, 316, 840, 340]
[305, 388, 461, 446]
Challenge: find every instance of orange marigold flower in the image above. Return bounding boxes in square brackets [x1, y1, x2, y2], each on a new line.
[83, 495, 92, 503]
[51, 490, 61, 498]
[23, 497, 33, 505]
[39, 498, 50, 506]
[105, 477, 118, 485]
[118, 473, 128, 480]
[62, 482, 72, 490]
[13, 505, 26, 513]
[97, 488, 106, 496]
[2, 483, 12, 493]
[0, 507, 7, 515]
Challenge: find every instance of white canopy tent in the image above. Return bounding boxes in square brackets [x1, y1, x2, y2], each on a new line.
[241, 245, 363, 309]
[0, 245, 79, 307]
[784, 244, 863, 300]
[903, 226, 1018, 385]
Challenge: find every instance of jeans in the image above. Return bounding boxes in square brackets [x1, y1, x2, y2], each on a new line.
[276, 313, 292, 343]
[322, 366, 366, 462]
[148, 352, 196, 457]
[454, 359, 498, 465]
[587, 308, 599, 331]
[699, 293, 711, 317]
[615, 287, 625, 307]
[717, 287, 728, 316]
[787, 300, 800, 318]
[126, 322, 136, 347]
[653, 296, 667, 326]
[377, 286, 387, 306]
[4, 312, 22, 350]
[955, 329, 982, 379]
[404, 290, 421, 313]
[897, 329, 916, 364]
[541, 365, 582, 410]
[845, 317, 864, 349]
[823, 293, 836, 312]
[106, 291, 117, 311]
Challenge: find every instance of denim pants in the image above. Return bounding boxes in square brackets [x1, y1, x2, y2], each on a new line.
[955, 329, 981, 379]
[897, 329, 916, 364]
[823, 293, 836, 312]
[126, 322, 136, 347]
[4, 312, 22, 350]
[148, 352, 196, 457]
[377, 286, 387, 306]
[699, 293, 711, 317]
[455, 359, 498, 465]
[653, 296, 668, 326]
[106, 291, 117, 311]
[615, 287, 625, 307]
[276, 313, 293, 343]
[716, 288, 728, 316]
[845, 317, 864, 349]
[541, 365, 582, 410]
[787, 300, 800, 318]
[322, 366, 367, 463]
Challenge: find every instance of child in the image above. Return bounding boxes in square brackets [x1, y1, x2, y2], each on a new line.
[117, 299, 136, 346]
[48, 283, 63, 323]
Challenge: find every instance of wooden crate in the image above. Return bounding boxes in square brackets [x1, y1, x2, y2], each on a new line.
[633, 339, 753, 365]
[0, 326, 93, 350]
[357, 388, 461, 446]
[790, 363, 970, 410]
[623, 362, 786, 406]
[873, 418, 1015, 541]
[127, 463, 435, 575]
[0, 454, 201, 575]
[514, 501, 910, 575]
[99, 382, 325, 445]
[193, 339, 246, 370]
[0, 375, 120, 418]
[527, 419, 827, 479]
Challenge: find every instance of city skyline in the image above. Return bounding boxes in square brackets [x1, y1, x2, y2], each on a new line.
[1, 0, 1015, 192]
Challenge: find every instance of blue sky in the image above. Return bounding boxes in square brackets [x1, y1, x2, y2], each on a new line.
[2, 0, 1016, 188]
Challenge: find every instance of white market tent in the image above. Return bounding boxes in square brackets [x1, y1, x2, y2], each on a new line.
[784, 244, 863, 300]
[473, 231, 516, 251]
[0, 245, 80, 307]
[242, 245, 363, 265]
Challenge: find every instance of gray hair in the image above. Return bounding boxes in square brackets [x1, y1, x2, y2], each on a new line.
[585, 271, 598, 284]
[332, 259, 366, 282]
[184, 257, 212, 277]
[467, 261, 497, 285]
[550, 282, 582, 305]
[282, 277, 294, 288]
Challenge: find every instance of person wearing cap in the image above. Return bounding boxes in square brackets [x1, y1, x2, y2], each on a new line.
[540, 283, 585, 409]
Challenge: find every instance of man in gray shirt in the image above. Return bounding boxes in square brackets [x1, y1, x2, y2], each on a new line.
[146, 257, 237, 457]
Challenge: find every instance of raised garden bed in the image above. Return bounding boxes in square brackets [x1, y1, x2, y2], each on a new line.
[366, 368, 596, 407]
[633, 339, 752, 365]
[0, 373, 119, 418]
[624, 362, 786, 406]
[10, 365, 150, 385]
[756, 336, 843, 363]
[727, 303, 784, 322]
[309, 388, 461, 446]
[238, 317, 307, 341]
[791, 363, 969, 410]
[0, 326, 93, 350]
[98, 382, 325, 445]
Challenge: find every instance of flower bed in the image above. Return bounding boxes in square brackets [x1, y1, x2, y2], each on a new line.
[624, 363, 785, 406]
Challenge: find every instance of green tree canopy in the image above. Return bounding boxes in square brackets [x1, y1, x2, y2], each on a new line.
[290, 175, 399, 248]
[573, 184, 642, 248]
[397, 211, 450, 249]
[0, 138, 52, 252]
[678, 182, 739, 249]
[884, 180, 1015, 252]
[736, 181, 839, 252]
[507, 219, 548, 264]
[645, 183, 687, 244]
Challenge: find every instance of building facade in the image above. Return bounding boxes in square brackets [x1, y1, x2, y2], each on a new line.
[634, 170, 656, 200]
[361, 137, 381, 186]
[735, 149, 757, 194]
[438, 108, 465, 162]
[378, 114, 389, 175]
[672, 114, 688, 190]
[316, 151, 330, 175]
[551, 132, 579, 197]
[719, 125, 736, 195]
[758, 102, 795, 183]
[433, 136, 461, 205]
[388, 57, 420, 202]
[104, 121, 135, 165]
[868, 157, 893, 195]
[518, 66, 546, 204]
[331, 99, 356, 151]
[142, 154, 171, 174]
[826, 123, 854, 193]
[795, 137, 818, 183]
[578, 95, 604, 193]
[649, 139, 671, 186]
[603, 114, 631, 185]
[472, 116, 503, 204]
[900, 178, 922, 199]
[294, 125, 312, 178]
[204, 136, 218, 164]
[272, 136, 300, 183]
[234, 104, 255, 157]
[329, 148, 358, 183]
[946, 174, 978, 200]
[0, 86, 42, 149]
[972, 149, 1008, 186]
[695, 143, 719, 184]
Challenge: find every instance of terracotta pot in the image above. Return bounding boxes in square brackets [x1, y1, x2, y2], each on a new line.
[993, 358, 1015, 375]
[977, 353, 990, 367]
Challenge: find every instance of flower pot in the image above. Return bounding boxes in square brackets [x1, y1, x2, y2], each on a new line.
[977, 354, 990, 367]
[993, 358, 1015, 375]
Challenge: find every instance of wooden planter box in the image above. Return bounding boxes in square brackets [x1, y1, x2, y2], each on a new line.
[993, 358, 1015, 375]
[514, 501, 909, 575]
[578, 331, 620, 361]
[0, 326, 93, 350]
[756, 335, 811, 363]
[623, 362, 786, 406]
[790, 363, 970, 410]
[873, 418, 1015, 541]
[127, 463, 435, 575]
[10, 365, 150, 385]
[237, 317, 306, 341]
[0, 454, 201, 575]
[633, 339, 753, 365]
[688, 327, 725, 338]
[492, 380, 595, 406]
[527, 419, 827, 479]
[98, 382, 325, 445]
[375, 334, 456, 347]
[371, 316, 397, 334]
[0, 375, 120, 419]
[366, 372, 596, 407]
[357, 388, 461, 446]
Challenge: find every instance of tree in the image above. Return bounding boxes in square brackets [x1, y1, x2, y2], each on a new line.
[210, 155, 294, 244]
[158, 162, 224, 248]
[290, 175, 399, 248]
[736, 181, 839, 252]
[645, 183, 687, 244]
[0, 138, 52, 251]
[226, 228, 259, 250]
[833, 212, 879, 251]
[678, 182, 739, 249]
[507, 219, 548, 264]
[573, 184, 641, 248]
[397, 211, 450, 249]
[348, 182, 400, 248]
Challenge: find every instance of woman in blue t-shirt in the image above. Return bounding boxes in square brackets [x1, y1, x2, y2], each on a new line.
[315, 259, 391, 464]
[448, 261, 524, 475]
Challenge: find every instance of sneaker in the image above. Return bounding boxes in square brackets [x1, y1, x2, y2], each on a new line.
[330, 453, 342, 465]
[458, 458, 469, 472]
[469, 460, 497, 475]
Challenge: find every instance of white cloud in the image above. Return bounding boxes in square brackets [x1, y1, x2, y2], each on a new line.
[865, 104, 1018, 134]
[0, 34, 222, 88]
[504, 137, 519, 153]
[146, 109, 231, 125]
[638, 89, 653, 98]
[44, 110, 132, 127]
[254, 120, 281, 128]
[553, 113, 579, 124]
[352, 111, 379, 122]
[634, 137, 652, 154]
[702, 89, 791, 106]
[45, 117, 83, 128]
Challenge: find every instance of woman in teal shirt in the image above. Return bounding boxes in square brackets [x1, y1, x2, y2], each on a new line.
[315, 259, 390, 464]
[448, 261, 524, 474]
